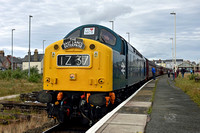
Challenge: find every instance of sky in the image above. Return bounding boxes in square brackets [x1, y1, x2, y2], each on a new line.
[0, 0, 200, 63]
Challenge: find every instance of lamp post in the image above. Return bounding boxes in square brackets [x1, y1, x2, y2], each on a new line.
[170, 12, 176, 73]
[28, 15, 33, 77]
[126, 32, 130, 43]
[11, 29, 15, 71]
[170, 38, 174, 68]
[43, 40, 46, 54]
[109, 21, 114, 31]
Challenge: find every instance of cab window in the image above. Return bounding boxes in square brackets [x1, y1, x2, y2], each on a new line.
[100, 29, 116, 45]
[67, 30, 80, 38]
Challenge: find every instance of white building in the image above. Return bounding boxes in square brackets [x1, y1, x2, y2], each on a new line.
[22, 49, 44, 74]
[164, 59, 183, 69]
[153, 59, 183, 69]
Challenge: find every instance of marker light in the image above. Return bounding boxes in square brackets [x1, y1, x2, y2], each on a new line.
[89, 44, 95, 50]
[54, 44, 59, 50]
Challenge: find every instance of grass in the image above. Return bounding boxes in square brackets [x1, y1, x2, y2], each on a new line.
[0, 67, 43, 97]
[0, 79, 42, 97]
[175, 73, 200, 107]
[0, 113, 16, 120]
[0, 68, 49, 132]
[0, 111, 50, 133]
[148, 79, 159, 114]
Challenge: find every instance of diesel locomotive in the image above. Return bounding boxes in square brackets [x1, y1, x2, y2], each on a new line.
[37, 24, 166, 124]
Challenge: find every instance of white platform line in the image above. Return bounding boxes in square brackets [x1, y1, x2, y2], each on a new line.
[42, 123, 60, 133]
[86, 79, 153, 133]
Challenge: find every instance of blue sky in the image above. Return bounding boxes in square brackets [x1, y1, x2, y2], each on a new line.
[0, 0, 200, 63]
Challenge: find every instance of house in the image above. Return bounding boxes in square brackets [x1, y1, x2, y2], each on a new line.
[164, 59, 183, 69]
[196, 63, 200, 72]
[153, 59, 166, 67]
[178, 61, 196, 72]
[0, 51, 6, 69]
[22, 49, 44, 74]
[153, 59, 183, 69]
[0, 50, 22, 70]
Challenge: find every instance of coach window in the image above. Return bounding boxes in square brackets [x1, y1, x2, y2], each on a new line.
[100, 29, 116, 45]
[67, 30, 80, 39]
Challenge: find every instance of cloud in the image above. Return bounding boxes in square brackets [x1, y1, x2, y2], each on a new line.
[77, 2, 132, 23]
[0, 0, 200, 63]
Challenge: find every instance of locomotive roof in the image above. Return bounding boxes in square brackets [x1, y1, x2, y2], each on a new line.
[63, 24, 146, 60]
[64, 24, 118, 39]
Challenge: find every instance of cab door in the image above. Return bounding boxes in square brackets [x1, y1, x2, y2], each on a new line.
[121, 39, 129, 87]
[121, 39, 128, 79]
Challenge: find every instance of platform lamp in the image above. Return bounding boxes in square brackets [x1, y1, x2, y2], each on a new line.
[11, 29, 15, 71]
[28, 15, 33, 77]
[109, 20, 114, 31]
[126, 32, 130, 43]
[43, 40, 46, 54]
[170, 12, 176, 74]
[170, 38, 174, 69]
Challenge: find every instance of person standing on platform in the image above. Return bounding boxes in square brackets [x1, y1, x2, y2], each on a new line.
[181, 68, 185, 78]
[167, 70, 170, 78]
[172, 67, 175, 80]
[152, 67, 156, 80]
[177, 69, 179, 77]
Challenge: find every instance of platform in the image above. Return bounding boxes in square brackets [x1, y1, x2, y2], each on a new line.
[87, 80, 156, 133]
[87, 75, 200, 133]
[145, 75, 200, 133]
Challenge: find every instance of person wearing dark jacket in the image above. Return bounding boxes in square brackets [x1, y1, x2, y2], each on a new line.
[167, 70, 170, 78]
[172, 67, 175, 80]
[181, 68, 186, 78]
[177, 69, 179, 77]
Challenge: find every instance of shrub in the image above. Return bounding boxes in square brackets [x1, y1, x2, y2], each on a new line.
[28, 73, 42, 83]
[0, 70, 12, 80]
[12, 68, 23, 79]
[0, 67, 42, 82]
[188, 74, 199, 80]
[0, 71, 4, 79]
[30, 67, 39, 74]
[28, 67, 42, 83]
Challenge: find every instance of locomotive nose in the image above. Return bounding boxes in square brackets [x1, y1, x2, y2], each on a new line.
[43, 38, 112, 92]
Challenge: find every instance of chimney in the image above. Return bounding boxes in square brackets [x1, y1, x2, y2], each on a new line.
[0, 50, 4, 57]
[34, 49, 38, 62]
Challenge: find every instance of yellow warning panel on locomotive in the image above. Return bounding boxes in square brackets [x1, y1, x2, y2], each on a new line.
[43, 38, 113, 92]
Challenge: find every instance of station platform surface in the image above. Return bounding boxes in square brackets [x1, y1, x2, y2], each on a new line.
[87, 75, 200, 133]
[146, 75, 200, 133]
[93, 80, 156, 133]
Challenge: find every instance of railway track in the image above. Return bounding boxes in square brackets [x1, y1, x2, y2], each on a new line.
[0, 101, 46, 111]
[43, 119, 90, 133]
[42, 83, 145, 133]
[20, 91, 39, 101]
